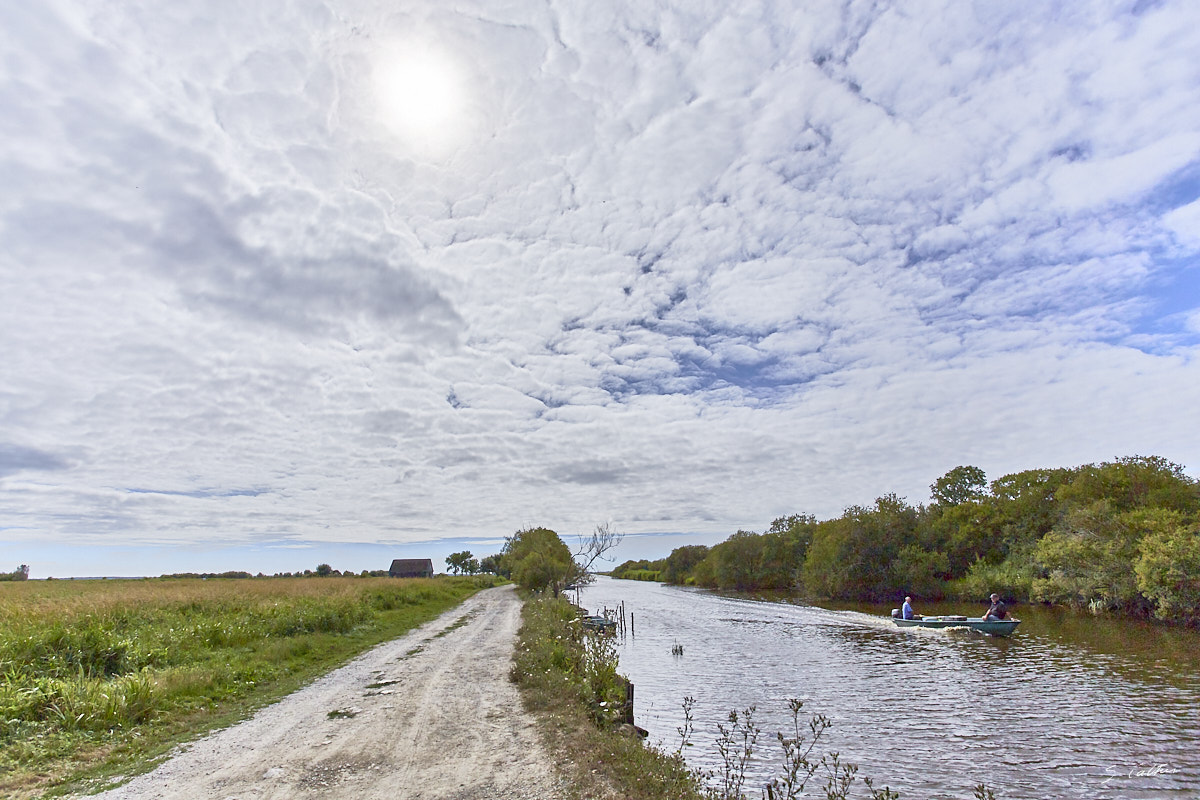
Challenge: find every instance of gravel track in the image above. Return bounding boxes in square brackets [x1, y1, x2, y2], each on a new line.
[79, 585, 562, 800]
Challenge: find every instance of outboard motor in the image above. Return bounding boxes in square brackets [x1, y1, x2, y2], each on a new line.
[890, 608, 900, 618]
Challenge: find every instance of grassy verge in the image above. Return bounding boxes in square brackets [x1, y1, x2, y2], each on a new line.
[0, 575, 497, 798]
[510, 593, 705, 800]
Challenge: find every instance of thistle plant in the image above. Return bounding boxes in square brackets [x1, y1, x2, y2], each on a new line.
[676, 695, 696, 758]
[763, 698, 827, 800]
[679, 695, 984, 800]
[712, 705, 760, 800]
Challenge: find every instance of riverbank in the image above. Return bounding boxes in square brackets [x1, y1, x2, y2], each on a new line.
[0, 575, 497, 798]
[510, 592, 705, 800]
[578, 575, 1200, 798]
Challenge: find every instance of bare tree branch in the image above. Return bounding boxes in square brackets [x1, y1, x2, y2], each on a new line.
[571, 521, 624, 586]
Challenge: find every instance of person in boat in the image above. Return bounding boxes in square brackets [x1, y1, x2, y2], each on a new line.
[901, 596, 917, 619]
[983, 593, 1007, 621]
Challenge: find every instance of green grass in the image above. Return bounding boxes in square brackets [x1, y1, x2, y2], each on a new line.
[432, 611, 478, 638]
[511, 594, 705, 800]
[0, 575, 496, 798]
[613, 569, 663, 582]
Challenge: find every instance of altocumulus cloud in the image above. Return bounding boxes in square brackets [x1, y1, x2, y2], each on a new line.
[1, 0, 1199, 572]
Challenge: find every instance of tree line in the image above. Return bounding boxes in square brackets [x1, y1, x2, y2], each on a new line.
[0, 565, 30, 582]
[611, 456, 1200, 625]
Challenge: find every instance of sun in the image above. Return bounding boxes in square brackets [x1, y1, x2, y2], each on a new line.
[374, 44, 465, 150]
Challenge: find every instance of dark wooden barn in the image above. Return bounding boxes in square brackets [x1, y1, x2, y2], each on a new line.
[389, 558, 434, 578]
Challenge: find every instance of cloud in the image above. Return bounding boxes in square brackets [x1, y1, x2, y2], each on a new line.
[0, 444, 72, 479]
[3, 0, 1200, 574]
[1163, 197, 1200, 249]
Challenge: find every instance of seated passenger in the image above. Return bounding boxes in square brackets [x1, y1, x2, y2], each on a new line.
[983, 593, 1007, 621]
[901, 596, 917, 620]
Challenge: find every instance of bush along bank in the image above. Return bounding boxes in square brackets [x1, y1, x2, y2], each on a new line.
[511, 594, 997, 799]
[608, 565, 663, 582]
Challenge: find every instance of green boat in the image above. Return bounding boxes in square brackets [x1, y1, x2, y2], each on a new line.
[581, 614, 617, 632]
[890, 611, 1020, 637]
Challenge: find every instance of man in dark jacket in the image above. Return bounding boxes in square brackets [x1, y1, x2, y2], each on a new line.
[984, 593, 1007, 620]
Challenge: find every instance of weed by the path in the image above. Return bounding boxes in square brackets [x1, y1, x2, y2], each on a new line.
[433, 611, 478, 638]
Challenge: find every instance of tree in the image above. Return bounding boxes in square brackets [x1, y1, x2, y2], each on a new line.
[1135, 514, 1200, 623]
[0, 565, 30, 582]
[928, 497, 1001, 576]
[315, 563, 333, 577]
[1032, 458, 1200, 611]
[760, 515, 817, 591]
[662, 545, 709, 584]
[1032, 502, 1144, 609]
[989, 467, 1074, 544]
[613, 559, 651, 575]
[931, 466, 987, 507]
[801, 494, 918, 599]
[801, 517, 855, 598]
[571, 522, 624, 587]
[768, 513, 817, 535]
[1058, 456, 1198, 514]
[479, 554, 500, 575]
[893, 545, 951, 599]
[706, 531, 768, 591]
[445, 551, 474, 575]
[503, 528, 574, 594]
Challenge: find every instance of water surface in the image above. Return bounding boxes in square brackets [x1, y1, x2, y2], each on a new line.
[578, 577, 1200, 799]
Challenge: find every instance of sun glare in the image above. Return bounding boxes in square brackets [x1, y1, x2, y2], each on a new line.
[374, 44, 465, 151]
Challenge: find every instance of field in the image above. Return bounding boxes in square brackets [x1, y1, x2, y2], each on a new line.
[0, 575, 495, 798]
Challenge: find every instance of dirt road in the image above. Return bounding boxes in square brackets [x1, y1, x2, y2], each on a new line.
[80, 585, 563, 800]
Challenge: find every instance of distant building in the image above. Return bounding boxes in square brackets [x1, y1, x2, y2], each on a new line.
[389, 558, 434, 578]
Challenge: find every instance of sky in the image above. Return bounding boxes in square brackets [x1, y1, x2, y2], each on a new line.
[2, 0, 1200, 578]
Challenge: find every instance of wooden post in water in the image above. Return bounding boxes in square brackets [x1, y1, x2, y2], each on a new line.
[623, 679, 635, 725]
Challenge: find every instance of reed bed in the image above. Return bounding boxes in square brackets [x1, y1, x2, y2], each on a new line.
[0, 575, 495, 798]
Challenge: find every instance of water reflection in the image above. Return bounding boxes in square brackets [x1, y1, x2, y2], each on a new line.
[578, 577, 1200, 799]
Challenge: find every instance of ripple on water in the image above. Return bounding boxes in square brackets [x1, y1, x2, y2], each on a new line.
[578, 577, 1200, 799]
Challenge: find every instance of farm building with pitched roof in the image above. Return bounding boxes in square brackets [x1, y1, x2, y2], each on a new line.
[389, 558, 434, 578]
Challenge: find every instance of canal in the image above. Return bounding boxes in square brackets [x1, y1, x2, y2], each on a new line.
[578, 576, 1200, 799]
